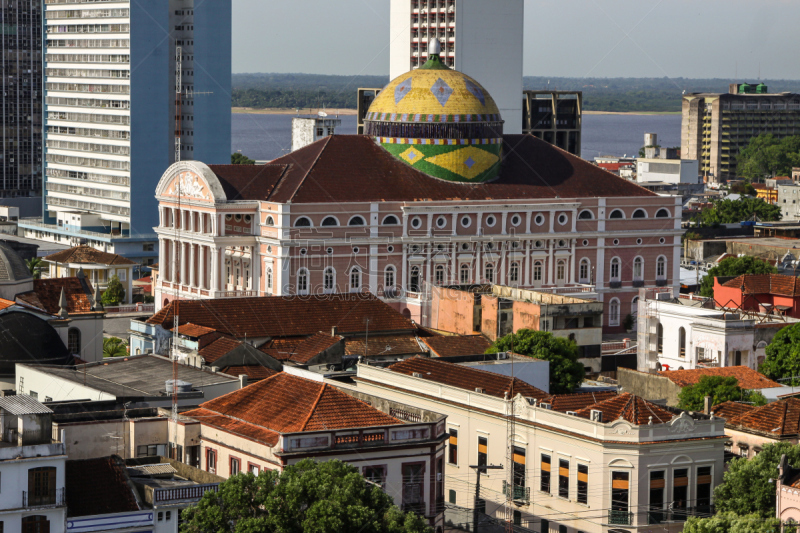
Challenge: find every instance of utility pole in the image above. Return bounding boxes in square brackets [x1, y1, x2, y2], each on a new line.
[470, 464, 502, 533]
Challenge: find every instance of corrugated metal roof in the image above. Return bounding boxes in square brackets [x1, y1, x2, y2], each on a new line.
[0, 395, 53, 415]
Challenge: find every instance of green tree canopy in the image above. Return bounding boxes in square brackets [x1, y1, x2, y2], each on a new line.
[762, 322, 800, 385]
[25, 257, 43, 279]
[677, 376, 767, 411]
[737, 134, 800, 181]
[730, 182, 757, 196]
[180, 459, 431, 533]
[103, 337, 128, 358]
[231, 152, 255, 165]
[699, 255, 777, 298]
[713, 442, 800, 518]
[486, 329, 584, 394]
[101, 275, 126, 306]
[683, 511, 781, 533]
[693, 197, 781, 227]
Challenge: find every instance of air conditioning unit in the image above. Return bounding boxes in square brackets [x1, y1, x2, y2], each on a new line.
[540, 402, 552, 410]
[656, 292, 672, 301]
[498, 352, 509, 360]
[566, 411, 577, 416]
[475, 387, 484, 394]
[590, 409, 603, 422]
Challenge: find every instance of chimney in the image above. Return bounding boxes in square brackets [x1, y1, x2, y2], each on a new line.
[331, 326, 338, 336]
[703, 395, 713, 415]
[239, 374, 248, 389]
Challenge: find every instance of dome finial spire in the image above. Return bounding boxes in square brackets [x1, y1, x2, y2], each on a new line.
[429, 38, 441, 56]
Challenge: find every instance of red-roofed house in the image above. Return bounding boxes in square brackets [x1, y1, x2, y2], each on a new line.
[354, 360, 725, 531]
[711, 398, 800, 459]
[172, 372, 447, 523]
[43, 245, 136, 304]
[714, 274, 800, 319]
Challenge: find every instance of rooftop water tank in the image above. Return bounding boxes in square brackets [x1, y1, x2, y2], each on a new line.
[165, 380, 192, 394]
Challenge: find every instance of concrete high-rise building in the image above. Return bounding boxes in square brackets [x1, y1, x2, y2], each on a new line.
[19, 0, 231, 265]
[389, 0, 523, 134]
[0, 0, 43, 201]
[682, 83, 800, 184]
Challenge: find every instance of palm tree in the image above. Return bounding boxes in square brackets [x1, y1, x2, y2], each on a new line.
[26, 257, 43, 279]
[103, 337, 128, 358]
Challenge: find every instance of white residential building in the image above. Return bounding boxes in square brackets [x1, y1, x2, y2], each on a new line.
[389, 0, 524, 133]
[0, 396, 67, 533]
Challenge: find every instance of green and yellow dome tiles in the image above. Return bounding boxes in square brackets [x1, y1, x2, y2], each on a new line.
[363, 39, 504, 183]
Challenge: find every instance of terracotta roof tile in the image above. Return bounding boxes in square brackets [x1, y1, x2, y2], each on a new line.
[0, 298, 15, 310]
[181, 407, 280, 446]
[221, 366, 280, 382]
[65, 455, 140, 517]
[345, 335, 424, 357]
[207, 135, 656, 204]
[16, 278, 96, 315]
[388, 356, 548, 400]
[195, 373, 402, 436]
[721, 274, 800, 297]
[542, 391, 619, 413]
[172, 323, 217, 338]
[421, 335, 492, 357]
[288, 332, 343, 364]
[148, 293, 415, 339]
[574, 392, 674, 425]
[712, 398, 800, 436]
[659, 366, 782, 390]
[198, 337, 244, 364]
[44, 245, 136, 266]
[710, 401, 756, 422]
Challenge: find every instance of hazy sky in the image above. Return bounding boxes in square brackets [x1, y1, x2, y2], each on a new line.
[233, 0, 800, 80]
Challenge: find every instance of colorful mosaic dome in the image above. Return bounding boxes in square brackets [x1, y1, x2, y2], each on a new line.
[364, 39, 504, 183]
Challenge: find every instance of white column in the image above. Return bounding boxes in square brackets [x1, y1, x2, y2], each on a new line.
[475, 245, 482, 283]
[425, 245, 432, 291]
[189, 244, 196, 287]
[499, 242, 506, 286]
[570, 239, 576, 284]
[547, 239, 554, 285]
[524, 240, 531, 286]
[451, 242, 458, 284]
[451, 213, 457, 237]
[402, 245, 409, 292]
[171, 240, 178, 284]
[369, 245, 379, 295]
[501, 212, 508, 235]
[159, 239, 167, 282]
[211, 248, 220, 292]
[251, 245, 261, 294]
[198, 246, 205, 290]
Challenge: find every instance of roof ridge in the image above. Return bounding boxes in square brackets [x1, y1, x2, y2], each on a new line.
[261, 162, 291, 201]
[282, 135, 332, 202]
[298, 381, 328, 432]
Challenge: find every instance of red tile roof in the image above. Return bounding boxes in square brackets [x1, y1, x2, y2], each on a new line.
[712, 398, 800, 436]
[288, 332, 342, 364]
[710, 401, 756, 422]
[659, 366, 782, 390]
[542, 391, 619, 413]
[198, 337, 244, 364]
[221, 366, 280, 382]
[148, 293, 416, 339]
[387, 356, 548, 400]
[345, 335, 424, 357]
[44, 245, 136, 266]
[721, 274, 800, 297]
[421, 335, 492, 357]
[574, 392, 674, 425]
[0, 298, 15, 311]
[206, 135, 656, 204]
[182, 407, 280, 445]
[65, 455, 140, 517]
[16, 278, 97, 315]
[192, 373, 402, 436]
[172, 323, 217, 338]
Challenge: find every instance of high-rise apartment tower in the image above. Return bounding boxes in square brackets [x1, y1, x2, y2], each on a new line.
[389, 0, 524, 134]
[0, 0, 43, 200]
[20, 0, 231, 264]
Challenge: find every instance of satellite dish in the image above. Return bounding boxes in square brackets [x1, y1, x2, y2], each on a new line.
[318, 111, 328, 117]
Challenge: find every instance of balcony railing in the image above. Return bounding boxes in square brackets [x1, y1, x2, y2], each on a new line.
[608, 509, 633, 525]
[502, 481, 530, 504]
[23, 488, 66, 508]
[154, 483, 219, 504]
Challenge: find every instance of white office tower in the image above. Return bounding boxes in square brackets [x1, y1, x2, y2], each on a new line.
[389, 0, 524, 134]
[23, 0, 231, 264]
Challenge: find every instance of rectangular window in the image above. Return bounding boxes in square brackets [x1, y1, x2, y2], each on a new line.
[514, 510, 522, 526]
[401, 463, 425, 515]
[158, 512, 163, 522]
[206, 449, 217, 473]
[230, 458, 240, 476]
[117, 270, 126, 281]
[449, 489, 456, 504]
[558, 459, 569, 498]
[364, 465, 386, 489]
[448, 429, 458, 465]
[29, 391, 38, 400]
[611, 472, 630, 522]
[649, 471, 665, 524]
[513, 447, 526, 488]
[249, 464, 259, 475]
[477, 437, 488, 467]
[541, 454, 551, 493]
[696, 466, 712, 512]
[577, 464, 588, 504]
[166, 511, 171, 521]
[672, 468, 688, 515]
[137, 445, 158, 457]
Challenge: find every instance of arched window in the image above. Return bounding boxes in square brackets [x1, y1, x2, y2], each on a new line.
[324, 267, 335, 292]
[22, 515, 50, 533]
[656, 256, 667, 279]
[297, 268, 309, 295]
[348, 216, 366, 226]
[609, 209, 624, 219]
[610, 257, 621, 280]
[633, 257, 644, 281]
[656, 208, 670, 218]
[265, 216, 275, 226]
[226, 260, 231, 285]
[533, 261, 543, 284]
[409, 266, 421, 292]
[631, 296, 639, 319]
[556, 259, 566, 282]
[321, 216, 339, 226]
[294, 217, 312, 227]
[484, 263, 494, 284]
[67, 328, 81, 355]
[609, 298, 620, 326]
[579, 259, 590, 284]
[266, 267, 273, 291]
[384, 266, 396, 290]
[244, 262, 250, 289]
[578, 210, 594, 220]
[678, 327, 686, 357]
[657, 323, 664, 354]
[632, 209, 647, 219]
[435, 264, 445, 286]
[350, 267, 361, 292]
[459, 264, 470, 284]
[382, 215, 400, 225]
[509, 262, 520, 284]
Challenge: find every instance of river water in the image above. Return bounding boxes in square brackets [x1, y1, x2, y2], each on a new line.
[231, 112, 682, 163]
